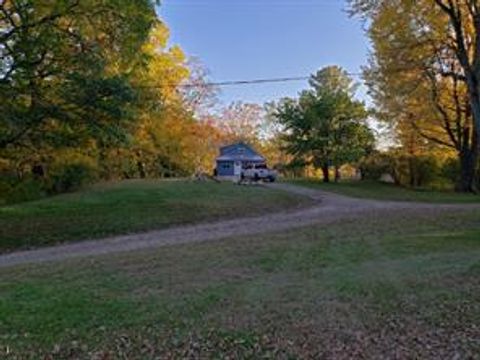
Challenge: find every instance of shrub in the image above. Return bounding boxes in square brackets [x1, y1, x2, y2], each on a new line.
[42, 150, 99, 193]
[359, 151, 443, 188]
[393, 155, 440, 188]
[49, 162, 97, 193]
[411, 155, 440, 187]
[0, 176, 46, 205]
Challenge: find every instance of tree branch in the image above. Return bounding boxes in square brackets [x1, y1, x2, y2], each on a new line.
[425, 70, 460, 148]
[410, 119, 456, 148]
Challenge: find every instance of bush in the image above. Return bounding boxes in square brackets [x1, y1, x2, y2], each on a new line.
[0, 176, 46, 205]
[393, 155, 440, 188]
[359, 151, 443, 188]
[411, 155, 440, 187]
[49, 162, 97, 193]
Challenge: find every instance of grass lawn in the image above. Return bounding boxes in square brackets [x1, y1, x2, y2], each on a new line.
[289, 178, 480, 203]
[0, 180, 311, 253]
[1, 209, 479, 358]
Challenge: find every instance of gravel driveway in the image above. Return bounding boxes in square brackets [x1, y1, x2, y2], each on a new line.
[0, 183, 477, 268]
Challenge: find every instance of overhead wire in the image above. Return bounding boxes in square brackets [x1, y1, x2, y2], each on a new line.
[136, 72, 364, 89]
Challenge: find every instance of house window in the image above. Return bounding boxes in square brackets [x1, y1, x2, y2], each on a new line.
[221, 163, 231, 169]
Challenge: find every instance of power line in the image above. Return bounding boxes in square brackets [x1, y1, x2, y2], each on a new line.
[137, 73, 363, 89]
[163, 0, 344, 6]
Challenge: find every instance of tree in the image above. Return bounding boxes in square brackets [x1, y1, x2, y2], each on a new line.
[350, 0, 480, 192]
[272, 66, 374, 182]
[432, 0, 480, 149]
[124, 22, 224, 178]
[213, 101, 266, 146]
[0, 0, 157, 152]
[181, 58, 219, 117]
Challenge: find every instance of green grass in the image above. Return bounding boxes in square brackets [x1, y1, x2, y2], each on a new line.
[1, 209, 479, 358]
[0, 179, 311, 252]
[289, 178, 480, 203]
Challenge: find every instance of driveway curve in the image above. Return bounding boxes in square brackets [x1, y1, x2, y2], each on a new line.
[1, 183, 478, 268]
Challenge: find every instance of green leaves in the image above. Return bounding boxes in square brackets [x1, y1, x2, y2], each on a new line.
[272, 66, 374, 176]
[0, 0, 156, 150]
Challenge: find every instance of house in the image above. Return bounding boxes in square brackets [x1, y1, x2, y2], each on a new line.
[215, 142, 265, 177]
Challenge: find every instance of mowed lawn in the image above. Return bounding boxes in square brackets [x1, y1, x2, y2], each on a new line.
[1, 209, 479, 358]
[0, 180, 311, 252]
[289, 178, 480, 203]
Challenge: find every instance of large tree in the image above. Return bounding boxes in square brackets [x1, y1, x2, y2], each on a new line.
[350, 0, 480, 191]
[0, 0, 157, 151]
[272, 66, 374, 182]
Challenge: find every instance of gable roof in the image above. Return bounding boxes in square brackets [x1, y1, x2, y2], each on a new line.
[217, 142, 265, 162]
[216, 154, 265, 162]
[220, 142, 256, 155]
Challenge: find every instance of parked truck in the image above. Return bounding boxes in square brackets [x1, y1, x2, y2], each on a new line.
[241, 163, 277, 182]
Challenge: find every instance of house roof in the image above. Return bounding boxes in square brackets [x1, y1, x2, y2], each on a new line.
[216, 154, 265, 161]
[220, 141, 254, 154]
[216, 142, 265, 162]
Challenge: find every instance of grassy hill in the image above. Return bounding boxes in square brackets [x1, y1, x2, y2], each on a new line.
[0, 180, 311, 252]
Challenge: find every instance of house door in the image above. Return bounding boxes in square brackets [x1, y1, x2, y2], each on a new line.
[234, 161, 242, 176]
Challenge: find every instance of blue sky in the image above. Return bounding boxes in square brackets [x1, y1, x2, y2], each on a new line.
[158, 0, 370, 105]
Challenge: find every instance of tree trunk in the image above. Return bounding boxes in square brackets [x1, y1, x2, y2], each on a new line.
[32, 164, 45, 179]
[456, 149, 478, 192]
[466, 76, 480, 147]
[408, 156, 416, 188]
[334, 166, 340, 182]
[321, 164, 330, 183]
[137, 161, 146, 179]
[358, 167, 365, 181]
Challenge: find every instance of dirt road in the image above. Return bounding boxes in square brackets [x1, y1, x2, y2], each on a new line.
[0, 183, 475, 268]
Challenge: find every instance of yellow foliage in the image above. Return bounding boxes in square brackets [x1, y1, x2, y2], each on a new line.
[49, 149, 98, 172]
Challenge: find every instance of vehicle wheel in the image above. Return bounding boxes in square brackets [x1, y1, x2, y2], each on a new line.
[254, 173, 259, 182]
[269, 176, 275, 182]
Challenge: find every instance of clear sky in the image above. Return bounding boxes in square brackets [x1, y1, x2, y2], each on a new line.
[158, 0, 370, 106]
